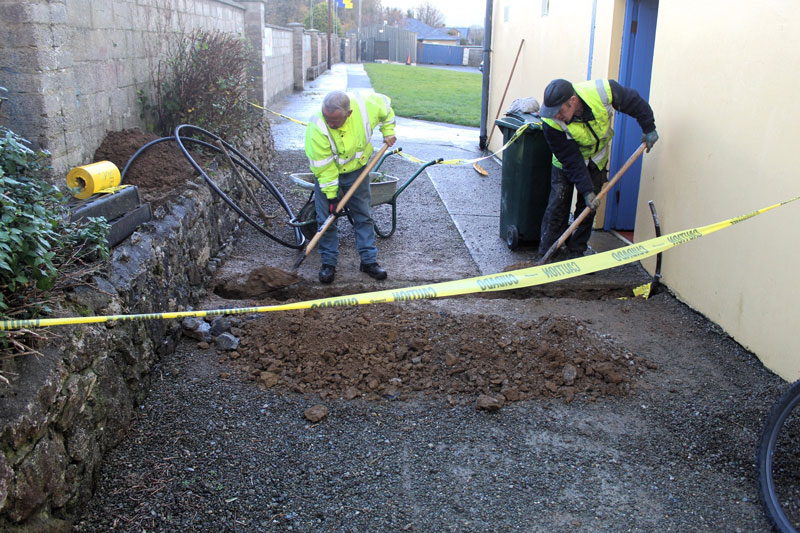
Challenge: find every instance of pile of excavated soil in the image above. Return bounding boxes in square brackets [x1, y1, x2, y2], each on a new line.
[93, 128, 203, 206]
[224, 305, 646, 405]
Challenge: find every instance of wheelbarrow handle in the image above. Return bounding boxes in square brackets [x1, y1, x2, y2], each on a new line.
[393, 157, 444, 200]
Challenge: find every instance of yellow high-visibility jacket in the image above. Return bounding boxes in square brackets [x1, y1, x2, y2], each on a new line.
[542, 79, 614, 171]
[304, 92, 396, 199]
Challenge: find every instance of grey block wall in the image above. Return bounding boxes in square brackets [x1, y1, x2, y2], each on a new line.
[264, 24, 295, 104]
[1, 0, 247, 177]
[0, 1, 333, 183]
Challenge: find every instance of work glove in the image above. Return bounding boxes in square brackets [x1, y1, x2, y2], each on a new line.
[584, 191, 601, 211]
[642, 130, 659, 153]
[328, 197, 339, 215]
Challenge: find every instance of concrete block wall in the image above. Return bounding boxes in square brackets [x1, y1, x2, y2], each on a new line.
[0, 0, 247, 179]
[0, 1, 336, 182]
[264, 25, 295, 105]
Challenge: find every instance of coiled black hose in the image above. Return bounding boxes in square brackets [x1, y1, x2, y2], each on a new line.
[120, 126, 304, 249]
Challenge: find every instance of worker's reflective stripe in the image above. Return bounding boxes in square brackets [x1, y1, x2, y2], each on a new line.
[309, 155, 335, 168]
[310, 115, 339, 159]
[595, 79, 609, 105]
[588, 80, 613, 167]
[377, 93, 395, 128]
[590, 143, 610, 166]
[322, 178, 338, 190]
[336, 150, 364, 166]
[352, 93, 372, 141]
[551, 118, 570, 134]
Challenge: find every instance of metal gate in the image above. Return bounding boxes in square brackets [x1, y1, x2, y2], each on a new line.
[374, 40, 389, 60]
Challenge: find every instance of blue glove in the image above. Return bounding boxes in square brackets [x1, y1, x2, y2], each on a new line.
[642, 130, 659, 153]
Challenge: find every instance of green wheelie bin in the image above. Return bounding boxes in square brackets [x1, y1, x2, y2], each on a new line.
[495, 112, 552, 250]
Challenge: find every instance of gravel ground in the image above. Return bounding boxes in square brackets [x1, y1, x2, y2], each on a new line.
[73, 146, 788, 532]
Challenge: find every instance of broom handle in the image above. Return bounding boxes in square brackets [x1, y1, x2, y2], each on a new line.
[486, 39, 525, 147]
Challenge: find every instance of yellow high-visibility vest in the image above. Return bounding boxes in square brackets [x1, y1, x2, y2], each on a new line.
[542, 79, 614, 171]
[305, 92, 396, 199]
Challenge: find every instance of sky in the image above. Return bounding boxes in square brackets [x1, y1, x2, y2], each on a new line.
[381, 0, 486, 28]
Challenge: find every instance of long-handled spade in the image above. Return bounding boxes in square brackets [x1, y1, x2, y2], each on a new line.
[536, 143, 647, 265]
[292, 143, 390, 272]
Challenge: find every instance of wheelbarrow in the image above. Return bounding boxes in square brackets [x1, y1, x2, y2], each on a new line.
[288, 149, 443, 239]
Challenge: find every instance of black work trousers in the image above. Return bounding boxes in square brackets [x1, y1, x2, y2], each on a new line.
[538, 163, 607, 257]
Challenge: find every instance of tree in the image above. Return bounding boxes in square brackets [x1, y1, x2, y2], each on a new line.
[304, 2, 343, 35]
[265, 0, 308, 26]
[383, 7, 405, 25]
[415, 1, 444, 27]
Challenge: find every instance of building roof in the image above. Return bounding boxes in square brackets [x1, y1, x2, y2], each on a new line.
[453, 27, 470, 40]
[400, 18, 458, 42]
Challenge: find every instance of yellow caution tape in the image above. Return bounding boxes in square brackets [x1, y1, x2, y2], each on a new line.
[2, 195, 797, 331]
[632, 282, 653, 299]
[439, 123, 529, 165]
[95, 184, 132, 195]
[249, 101, 309, 127]
[394, 124, 529, 166]
[249, 100, 529, 168]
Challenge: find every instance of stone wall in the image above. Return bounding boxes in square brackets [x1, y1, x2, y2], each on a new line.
[0, 127, 276, 530]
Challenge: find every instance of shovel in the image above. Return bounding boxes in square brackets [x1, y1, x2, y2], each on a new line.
[536, 143, 647, 265]
[292, 143, 390, 272]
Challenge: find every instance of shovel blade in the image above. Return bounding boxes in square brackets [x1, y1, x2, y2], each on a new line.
[291, 248, 307, 272]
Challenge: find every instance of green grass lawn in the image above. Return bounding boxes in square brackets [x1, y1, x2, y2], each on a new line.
[363, 63, 481, 127]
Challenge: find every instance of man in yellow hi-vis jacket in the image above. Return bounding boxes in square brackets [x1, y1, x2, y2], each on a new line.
[538, 78, 658, 262]
[304, 90, 397, 284]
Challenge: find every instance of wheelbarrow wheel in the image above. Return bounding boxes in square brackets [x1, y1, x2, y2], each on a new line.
[297, 201, 318, 241]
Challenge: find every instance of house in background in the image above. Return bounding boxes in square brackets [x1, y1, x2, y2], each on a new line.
[486, 0, 799, 380]
[399, 18, 458, 45]
[398, 18, 480, 67]
[452, 26, 484, 46]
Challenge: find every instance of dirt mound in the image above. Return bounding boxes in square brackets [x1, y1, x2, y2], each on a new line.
[214, 266, 299, 298]
[93, 128, 201, 206]
[225, 305, 645, 404]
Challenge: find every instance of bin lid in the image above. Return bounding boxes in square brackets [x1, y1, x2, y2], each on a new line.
[495, 112, 543, 131]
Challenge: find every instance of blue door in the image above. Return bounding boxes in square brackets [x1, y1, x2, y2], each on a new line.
[603, 0, 658, 231]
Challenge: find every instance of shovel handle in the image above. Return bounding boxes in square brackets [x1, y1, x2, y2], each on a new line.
[301, 143, 391, 259]
[537, 143, 647, 265]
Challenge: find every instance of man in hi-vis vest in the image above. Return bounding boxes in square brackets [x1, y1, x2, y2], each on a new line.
[537, 78, 658, 262]
[304, 90, 397, 284]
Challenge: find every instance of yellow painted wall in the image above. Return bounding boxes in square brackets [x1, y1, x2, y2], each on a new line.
[487, 0, 621, 154]
[488, 0, 800, 380]
[636, 0, 800, 380]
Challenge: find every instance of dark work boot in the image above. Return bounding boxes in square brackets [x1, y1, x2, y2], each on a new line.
[359, 262, 387, 280]
[318, 264, 336, 284]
